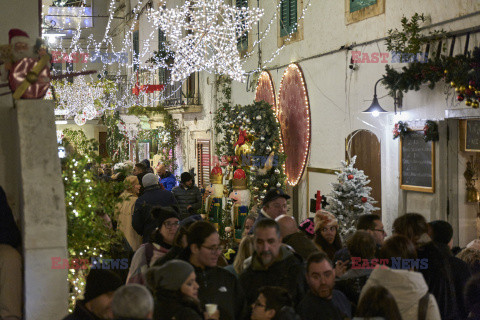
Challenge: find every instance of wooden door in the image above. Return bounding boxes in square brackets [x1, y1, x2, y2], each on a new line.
[346, 130, 382, 216]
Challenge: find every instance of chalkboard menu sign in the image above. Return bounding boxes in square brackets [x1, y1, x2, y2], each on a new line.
[400, 131, 435, 193]
[465, 120, 480, 151]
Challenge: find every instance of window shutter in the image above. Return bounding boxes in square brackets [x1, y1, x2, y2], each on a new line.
[280, 0, 290, 37]
[289, 0, 297, 34]
[196, 140, 211, 187]
[236, 0, 249, 52]
[133, 30, 139, 71]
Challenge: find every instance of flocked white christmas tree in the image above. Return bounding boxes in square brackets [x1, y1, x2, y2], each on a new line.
[327, 156, 378, 238]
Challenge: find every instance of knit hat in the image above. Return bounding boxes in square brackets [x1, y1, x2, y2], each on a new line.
[314, 210, 338, 232]
[151, 206, 179, 227]
[145, 260, 194, 291]
[428, 220, 453, 245]
[83, 269, 123, 303]
[141, 159, 151, 169]
[181, 172, 193, 184]
[142, 173, 159, 188]
[299, 217, 315, 237]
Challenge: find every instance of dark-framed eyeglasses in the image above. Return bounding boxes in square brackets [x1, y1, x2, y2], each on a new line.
[201, 245, 224, 253]
[163, 221, 180, 229]
[252, 300, 266, 308]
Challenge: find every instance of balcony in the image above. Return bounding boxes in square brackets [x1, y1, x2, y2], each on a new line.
[162, 72, 202, 114]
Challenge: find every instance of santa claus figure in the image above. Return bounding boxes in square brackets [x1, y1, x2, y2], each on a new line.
[205, 165, 225, 229]
[229, 168, 251, 241]
[1, 29, 34, 82]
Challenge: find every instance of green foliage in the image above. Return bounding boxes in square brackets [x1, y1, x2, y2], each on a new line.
[62, 128, 98, 156]
[386, 13, 446, 61]
[61, 138, 125, 310]
[102, 111, 129, 162]
[214, 100, 286, 205]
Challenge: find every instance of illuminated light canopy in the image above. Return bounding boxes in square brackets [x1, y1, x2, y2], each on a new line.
[255, 70, 276, 112]
[278, 63, 311, 186]
[148, 0, 263, 83]
[45, 6, 93, 29]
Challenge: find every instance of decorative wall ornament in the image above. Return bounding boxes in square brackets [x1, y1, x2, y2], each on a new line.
[148, 0, 263, 82]
[255, 70, 276, 112]
[278, 63, 311, 186]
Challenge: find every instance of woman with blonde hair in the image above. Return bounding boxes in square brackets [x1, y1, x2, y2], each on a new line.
[116, 175, 142, 251]
[225, 235, 255, 277]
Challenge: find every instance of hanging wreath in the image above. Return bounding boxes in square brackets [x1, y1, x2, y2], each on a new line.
[393, 121, 409, 140]
[423, 120, 439, 142]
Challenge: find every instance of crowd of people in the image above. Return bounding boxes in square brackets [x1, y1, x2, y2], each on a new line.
[1, 159, 480, 320]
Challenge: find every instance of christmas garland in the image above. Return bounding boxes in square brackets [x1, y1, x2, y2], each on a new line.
[392, 120, 439, 142]
[102, 111, 130, 162]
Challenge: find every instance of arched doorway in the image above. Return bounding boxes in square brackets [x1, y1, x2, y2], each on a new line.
[346, 130, 382, 216]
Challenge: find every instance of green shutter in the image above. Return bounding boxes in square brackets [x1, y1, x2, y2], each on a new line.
[289, 0, 297, 34]
[236, 0, 249, 52]
[133, 30, 139, 71]
[280, 0, 297, 37]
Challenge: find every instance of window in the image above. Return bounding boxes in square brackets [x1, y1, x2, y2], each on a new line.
[236, 0, 249, 52]
[196, 140, 211, 187]
[133, 30, 139, 71]
[280, 0, 297, 37]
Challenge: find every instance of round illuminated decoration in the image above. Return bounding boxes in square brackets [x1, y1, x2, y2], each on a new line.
[255, 71, 276, 111]
[278, 63, 311, 186]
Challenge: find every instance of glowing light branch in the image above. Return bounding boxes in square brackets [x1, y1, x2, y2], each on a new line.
[148, 0, 263, 83]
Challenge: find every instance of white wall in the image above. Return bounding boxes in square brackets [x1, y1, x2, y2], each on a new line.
[225, 0, 480, 245]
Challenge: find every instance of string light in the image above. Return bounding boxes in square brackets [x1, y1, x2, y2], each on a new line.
[278, 64, 311, 186]
[148, 0, 263, 83]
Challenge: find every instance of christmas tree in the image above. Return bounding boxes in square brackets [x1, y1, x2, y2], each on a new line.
[327, 156, 378, 238]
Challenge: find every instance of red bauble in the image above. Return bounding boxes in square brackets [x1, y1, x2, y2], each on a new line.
[361, 197, 368, 203]
[457, 95, 465, 102]
[347, 174, 354, 180]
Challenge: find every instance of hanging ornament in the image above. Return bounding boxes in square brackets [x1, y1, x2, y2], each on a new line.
[347, 174, 354, 180]
[249, 129, 255, 135]
[74, 114, 87, 126]
[262, 189, 267, 193]
[473, 101, 479, 109]
[450, 81, 456, 87]
[260, 136, 265, 141]
[457, 95, 465, 102]
[361, 197, 368, 203]
[276, 182, 281, 188]
[263, 182, 268, 187]
[253, 186, 259, 192]
[266, 146, 272, 152]
[256, 115, 262, 120]
[466, 99, 472, 107]
[246, 118, 251, 124]
[274, 168, 280, 174]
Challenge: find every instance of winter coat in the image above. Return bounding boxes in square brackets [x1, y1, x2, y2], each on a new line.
[283, 231, 319, 260]
[360, 267, 441, 320]
[172, 184, 202, 219]
[177, 249, 246, 320]
[62, 300, 102, 320]
[132, 185, 178, 243]
[0, 186, 21, 248]
[152, 288, 203, 320]
[416, 236, 460, 320]
[239, 246, 307, 306]
[159, 172, 177, 191]
[297, 290, 351, 320]
[116, 190, 142, 251]
[335, 268, 372, 309]
[126, 242, 170, 284]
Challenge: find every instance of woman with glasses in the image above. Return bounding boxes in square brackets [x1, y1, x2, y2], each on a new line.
[127, 206, 180, 284]
[176, 221, 247, 320]
[251, 286, 300, 320]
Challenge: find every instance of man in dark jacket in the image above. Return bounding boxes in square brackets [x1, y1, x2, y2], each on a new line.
[297, 252, 351, 320]
[178, 221, 246, 320]
[172, 172, 202, 220]
[276, 214, 319, 260]
[132, 173, 178, 243]
[156, 163, 177, 191]
[63, 269, 123, 320]
[239, 219, 307, 307]
[250, 188, 290, 235]
[0, 186, 21, 248]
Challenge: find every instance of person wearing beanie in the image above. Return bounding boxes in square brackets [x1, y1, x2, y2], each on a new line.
[127, 207, 180, 284]
[62, 269, 123, 320]
[172, 172, 202, 220]
[145, 260, 219, 320]
[313, 210, 343, 262]
[133, 173, 178, 243]
[299, 217, 315, 240]
[428, 220, 471, 318]
[141, 159, 154, 174]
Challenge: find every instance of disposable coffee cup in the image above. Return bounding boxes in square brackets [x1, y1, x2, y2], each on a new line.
[205, 304, 218, 316]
